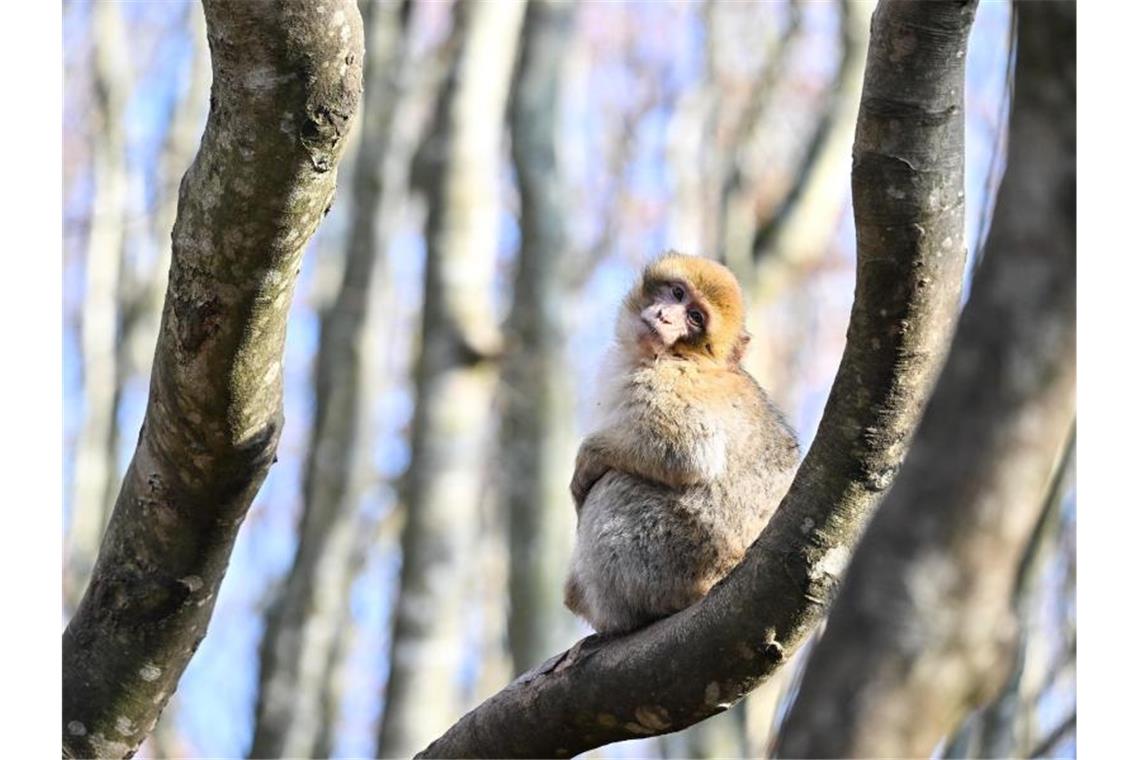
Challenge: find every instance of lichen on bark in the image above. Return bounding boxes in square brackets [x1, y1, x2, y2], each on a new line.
[62, 2, 364, 758]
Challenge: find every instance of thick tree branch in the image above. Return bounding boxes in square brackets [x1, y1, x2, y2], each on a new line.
[776, 2, 1076, 756]
[61, 2, 363, 757]
[416, 3, 977, 757]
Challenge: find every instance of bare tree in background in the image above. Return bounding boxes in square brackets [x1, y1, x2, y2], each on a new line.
[376, 1, 525, 755]
[734, 0, 872, 405]
[66, 0, 131, 613]
[776, 3, 1076, 756]
[943, 434, 1074, 759]
[62, 1, 364, 756]
[417, 3, 978, 756]
[501, 0, 580, 678]
[249, 2, 409, 758]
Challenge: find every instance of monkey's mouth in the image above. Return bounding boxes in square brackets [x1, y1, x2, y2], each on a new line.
[636, 318, 679, 360]
[637, 316, 666, 345]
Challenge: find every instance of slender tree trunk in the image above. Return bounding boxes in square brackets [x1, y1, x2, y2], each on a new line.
[416, 3, 977, 756]
[775, 3, 1075, 756]
[376, 1, 525, 756]
[248, 2, 408, 757]
[66, 0, 130, 613]
[502, 0, 580, 678]
[62, 2, 364, 756]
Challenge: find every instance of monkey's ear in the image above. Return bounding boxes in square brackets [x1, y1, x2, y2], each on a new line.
[729, 331, 751, 366]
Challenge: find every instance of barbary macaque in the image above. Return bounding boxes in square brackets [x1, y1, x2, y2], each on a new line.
[565, 252, 800, 634]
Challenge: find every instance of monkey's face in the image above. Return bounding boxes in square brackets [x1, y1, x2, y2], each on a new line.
[619, 253, 749, 366]
[629, 279, 708, 359]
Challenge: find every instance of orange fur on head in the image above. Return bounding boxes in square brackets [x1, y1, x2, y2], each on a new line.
[627, 251, 749, 365]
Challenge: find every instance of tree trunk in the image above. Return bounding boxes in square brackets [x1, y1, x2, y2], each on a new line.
[248, 2, 408, 757]
[66, 0, 130, 613]
[62, 2, 364, 756]
[775, 3, 1075, 756]
[376, 1, 525, 756]
[502, 0, 580, 678]
[415, 3, 977, 757]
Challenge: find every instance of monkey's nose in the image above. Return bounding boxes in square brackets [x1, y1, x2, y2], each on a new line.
[655, 308, 671, 324]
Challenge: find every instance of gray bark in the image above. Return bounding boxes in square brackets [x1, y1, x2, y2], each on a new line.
[775, 2, 1075, 757]
[62, 1, 364, 756]
[134, 15, 210, 758]
[248, 2, 407, 757]
[133, 5, 211, 388]
[376, 1, 525, 756]
[415, 2, 977, 757]
[502, 0, 580, 677]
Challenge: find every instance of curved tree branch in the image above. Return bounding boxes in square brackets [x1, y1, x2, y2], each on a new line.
[416, 2, 977, 757]
[775, 3, 1076, 756]
[61, 2, 364, 757]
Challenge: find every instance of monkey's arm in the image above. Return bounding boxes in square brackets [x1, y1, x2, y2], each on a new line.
[571, 416, 726, 508]
[570, 434, 614, 509]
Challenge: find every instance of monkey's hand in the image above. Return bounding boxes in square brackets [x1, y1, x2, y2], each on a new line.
[571, 435, 613, 510]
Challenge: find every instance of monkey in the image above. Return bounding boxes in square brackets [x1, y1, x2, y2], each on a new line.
[564, 252, 800, 634]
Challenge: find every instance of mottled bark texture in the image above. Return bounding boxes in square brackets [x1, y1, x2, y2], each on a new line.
[249, 2, 406, 757]
[133, 5, 210, 391]
[503, 0, 579, 677]
[415, 3, 977, 757]
[376, 1, 525, 756]
[776, 3, 1075, 757]
[62, 2, 364, 758]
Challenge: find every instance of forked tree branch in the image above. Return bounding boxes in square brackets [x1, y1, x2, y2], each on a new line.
[62, 2, 363, 757]
[416, 2, 978, 757]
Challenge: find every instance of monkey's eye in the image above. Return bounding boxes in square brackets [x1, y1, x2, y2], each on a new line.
[671, 285, 685, 301]
[687, 309, 705, 328]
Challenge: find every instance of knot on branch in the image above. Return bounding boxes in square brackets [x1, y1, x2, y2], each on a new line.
[299, 104, 353, 172]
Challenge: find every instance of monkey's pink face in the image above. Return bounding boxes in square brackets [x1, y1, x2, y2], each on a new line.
[632, 281, 707, 357]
